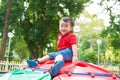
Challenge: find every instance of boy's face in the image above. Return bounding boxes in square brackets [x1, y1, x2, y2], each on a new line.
[59, 21, 73, 35]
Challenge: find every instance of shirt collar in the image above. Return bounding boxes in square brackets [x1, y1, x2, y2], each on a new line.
[59, 32, 71, 36]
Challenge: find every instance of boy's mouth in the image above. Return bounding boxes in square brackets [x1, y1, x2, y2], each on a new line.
[61, 30, 66, 32]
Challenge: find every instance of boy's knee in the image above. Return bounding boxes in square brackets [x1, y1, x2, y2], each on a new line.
[55, 55, 63, 61]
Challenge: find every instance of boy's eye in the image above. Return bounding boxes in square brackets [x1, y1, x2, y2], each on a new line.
[61, 25, 63, 27]
[64, 26, 68, 28]
[61, 25, 64, 27]
[61, 26, 68, 27]
[60, 24, 68, 28]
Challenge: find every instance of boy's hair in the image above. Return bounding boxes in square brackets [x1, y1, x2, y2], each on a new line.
[59, 17, 74, 27]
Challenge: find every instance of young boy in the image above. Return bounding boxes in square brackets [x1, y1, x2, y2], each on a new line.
[27, 17, 78, 77]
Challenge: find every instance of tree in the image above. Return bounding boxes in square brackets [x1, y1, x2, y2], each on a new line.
[0, 0, 90, 60]
[75, 10, 105, 63]
[100, 0, 120, 49]
[99, 0, 120, 65]
[0, 0, 12, 61]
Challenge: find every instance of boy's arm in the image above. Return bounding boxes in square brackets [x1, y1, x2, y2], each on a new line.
[72, 44, 78, 64]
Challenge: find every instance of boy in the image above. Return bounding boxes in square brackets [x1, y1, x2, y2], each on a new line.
[27, 17, 78, 77]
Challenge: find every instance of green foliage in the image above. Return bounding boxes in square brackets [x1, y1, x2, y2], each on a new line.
[100, 0, 120, 49]
[81, 48, 97, 64]
[22, 0, 90, 59]
[101, 17, 120, 49]
[0, 0, 7, 32]
[76, 10, 105, 63]
[99, 0, 120, 65]
[0, 0, 90, 60]
[12, 36, 30, 61]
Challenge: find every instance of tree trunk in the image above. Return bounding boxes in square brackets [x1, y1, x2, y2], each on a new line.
[24, 36, 39, 59]
[0, 0, 12, 61]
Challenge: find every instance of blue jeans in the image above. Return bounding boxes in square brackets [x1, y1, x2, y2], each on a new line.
[48, 48, 73, 61]
[48, 48, 73, 77]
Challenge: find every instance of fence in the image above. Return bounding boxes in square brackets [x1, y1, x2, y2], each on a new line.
[0, 61, 120, 75]
[103, 66, 120, 75]
[109, 70, 120, 75]
[0, 61, 22, 72]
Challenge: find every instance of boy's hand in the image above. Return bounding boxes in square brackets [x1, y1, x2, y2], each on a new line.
[72, 56, 78, 64]
[71, 44, 78, 64]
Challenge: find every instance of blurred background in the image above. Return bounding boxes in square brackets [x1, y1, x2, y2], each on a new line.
[0, 0, 120, 74]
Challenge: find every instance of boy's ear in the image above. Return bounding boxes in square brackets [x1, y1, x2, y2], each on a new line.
[71, 27, 73, 32]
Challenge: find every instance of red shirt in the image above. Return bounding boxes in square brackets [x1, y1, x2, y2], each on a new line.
[57, 32, 77, 51]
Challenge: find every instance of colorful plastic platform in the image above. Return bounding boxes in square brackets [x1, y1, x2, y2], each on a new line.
[36, 60, 120, 80]
[0, 60, 120, 80]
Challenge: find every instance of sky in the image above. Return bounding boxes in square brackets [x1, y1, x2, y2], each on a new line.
[85, 0, 120, 26]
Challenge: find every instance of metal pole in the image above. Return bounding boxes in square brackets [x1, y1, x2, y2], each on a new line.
[5, 37, 11, 71]
[98, 44, 100, 65]
[7, 37, 11, 62]
[96, 39, 101, 65]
